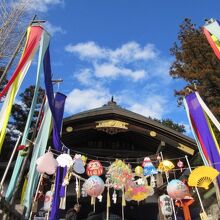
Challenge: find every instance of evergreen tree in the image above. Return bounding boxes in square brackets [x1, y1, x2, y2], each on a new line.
[170, 18, 220, 121]
[0, 85, 44, 161]
[153, 118, 186, 133]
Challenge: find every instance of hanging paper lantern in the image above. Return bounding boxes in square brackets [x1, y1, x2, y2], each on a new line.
[73, 158, 85, 174]
[167, 179, 190, 200]
[142, 157, 158, 176]
[135, 166, 143, 176]
[83, 176, 105, 197]
[36, 152, 58, 175]
[56, 153, 73, 168]
[106, 159, 133, 190]
[177, 160, 184, 172]
[159, 195, 173, 217]
[86, 160, 104, 176]
[188, 166, 219, 189]
[158, 160, 175, 172]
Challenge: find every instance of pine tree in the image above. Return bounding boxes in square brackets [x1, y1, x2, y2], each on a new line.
[0, 85, 44, 161]
[170, 18, 220, 121]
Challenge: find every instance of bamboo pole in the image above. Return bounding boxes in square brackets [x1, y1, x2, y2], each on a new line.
[185, 155, 205, 212]
[160, 152, 177, 220]
[0, 133, 22, 196]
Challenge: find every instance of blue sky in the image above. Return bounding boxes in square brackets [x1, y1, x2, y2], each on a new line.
[14, 0, 220, 136]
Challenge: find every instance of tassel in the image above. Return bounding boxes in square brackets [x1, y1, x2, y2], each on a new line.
[107, 187, 111, 207]
[77, 179, 81, 199]
[106, 187, 110, 220]
[91, 197, 95, 205]
[122, 188, 126, 207]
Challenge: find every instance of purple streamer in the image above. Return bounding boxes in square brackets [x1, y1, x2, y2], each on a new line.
[43, 46, 67, 220]
[59, 166, 67, 197]
[185, 93, 220, 187]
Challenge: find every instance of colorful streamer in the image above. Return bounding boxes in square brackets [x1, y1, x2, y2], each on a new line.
[184, 92, 220, 188]
[0, 26, 43, 99]
[203, 19, 220, 60]
[23, 101, 52, 218]
[5, 29, 49, 201]
[0, 26, 43, 152]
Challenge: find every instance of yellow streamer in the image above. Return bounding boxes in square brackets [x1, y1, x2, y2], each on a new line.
[0, 27, 33, 152]
[206, 114, 220, 156]
[20, 175, 28, 204]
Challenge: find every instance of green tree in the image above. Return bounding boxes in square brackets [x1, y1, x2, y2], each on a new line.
[153, 118, 186, 133]
[170, 18, 220, 121]
[0, 85, 44, 161]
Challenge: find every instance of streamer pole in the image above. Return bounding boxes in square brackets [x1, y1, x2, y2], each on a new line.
[0, 133, 22, 196]
[185, 155, 205, 212]
[160, 152, 177, 220]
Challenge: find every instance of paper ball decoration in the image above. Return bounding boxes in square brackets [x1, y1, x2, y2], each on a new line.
[86, 160, 104, 176]
[107, 159, 133, 190]
[56, 153, 73, 168]
[36, 152, 58, 175]
[188, 166, 219, 189]
[83, 176, 105, 197]
[135, 166, 143, 176]
[158, 160, 175, 172]
[73, 158, 85, 174]
[167, 179, 190, 200]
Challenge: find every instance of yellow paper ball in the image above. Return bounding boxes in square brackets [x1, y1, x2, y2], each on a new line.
[135, 166, 143, 176]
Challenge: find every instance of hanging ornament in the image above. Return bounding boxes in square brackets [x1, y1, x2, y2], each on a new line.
[125, 182, 154, 202]
[156, 155, 161, 161]
[97, 195, 103, 202]
[43, 190, 53, 212]
[56, 153, 73, 168]
[106, 159, 133, 190]
[62, 169, 72, 186]
[81, 186, 87, 197]
[73, 158, 85, 174]
[158, 160, 175, 172]
[142, 157, 158, 176]
[135, 166, 143, 176]
[83, 176, 105, 197]
[81, 155, 87, 165]
[177, 160, 184, 172]
[36, 152, 58, 175]
[150, 175, 156, 188]
[159, 194, 173, 217]
[112, 190, 117, 204]
[86, 160, 104, 176]
[188, 166, 219, 189]
[167, 179, 190, 200]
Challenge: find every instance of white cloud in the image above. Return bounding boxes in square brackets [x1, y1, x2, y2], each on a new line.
[65, 42, 105, 59]
[94, 63, 146, 81]
[44, 22, 65, 36]
[65, 41, 158, 63]
[129, 95, 168, 119]
[65, 88, 110, 114]
[28, 0, 64, 12]
[11, 0, 64, 13]
[110, 42, 158, 63]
